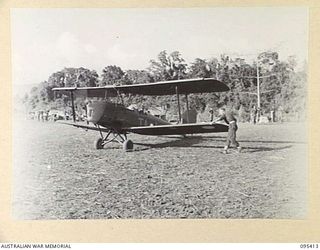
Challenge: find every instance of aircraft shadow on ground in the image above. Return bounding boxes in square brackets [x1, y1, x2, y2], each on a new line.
[134, 136, 204, 152]
[134, 136, 294, 153]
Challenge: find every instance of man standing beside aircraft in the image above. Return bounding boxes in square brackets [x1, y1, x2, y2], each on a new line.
[212, 107, 242, 154]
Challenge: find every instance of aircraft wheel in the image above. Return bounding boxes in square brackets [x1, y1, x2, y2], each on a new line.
[94, 138, 104, 149]
[123, 139, 134, 152]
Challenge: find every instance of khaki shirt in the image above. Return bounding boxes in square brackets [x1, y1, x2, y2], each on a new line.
[217, 111, 237, 124]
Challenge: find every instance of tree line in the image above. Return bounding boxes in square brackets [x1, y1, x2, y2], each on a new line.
[22, 50, 307, 122]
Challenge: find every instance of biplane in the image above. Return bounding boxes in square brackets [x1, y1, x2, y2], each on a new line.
[53, 78, 230, 151]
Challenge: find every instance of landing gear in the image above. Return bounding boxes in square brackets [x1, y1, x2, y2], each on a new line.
[94, 126, 134, 151]
[123, 139, 134, 152]
[94, 137, 104, 149]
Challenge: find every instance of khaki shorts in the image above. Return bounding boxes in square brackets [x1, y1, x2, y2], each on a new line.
[226, 122, 239, 147]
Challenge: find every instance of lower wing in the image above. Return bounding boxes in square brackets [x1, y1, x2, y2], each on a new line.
[57, 122, 228, 135]
[124, 122, 229, 135]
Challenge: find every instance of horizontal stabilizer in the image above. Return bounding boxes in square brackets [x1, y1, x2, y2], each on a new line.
[56, 122, 110, 133]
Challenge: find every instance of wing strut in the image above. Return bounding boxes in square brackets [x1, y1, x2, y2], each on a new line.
[70, 91, 76, 122]
[175, 86, 182, 123]
[185, 93, 190, 123]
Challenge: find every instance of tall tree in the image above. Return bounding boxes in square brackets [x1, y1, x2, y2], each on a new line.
[123, 70, 152, 85]
[100, 65, 124, 86]
[48, 67, 99, 88]
[76, 68, 99, 87]
[148, 50, 187, 81]
[188, 58, 212, 78]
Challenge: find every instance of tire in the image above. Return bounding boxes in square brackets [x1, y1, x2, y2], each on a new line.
[123, 139, 134, 152]
[94, 138, 104, 149]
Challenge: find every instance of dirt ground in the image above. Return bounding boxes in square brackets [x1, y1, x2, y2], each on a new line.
[12, 118, 307, 219]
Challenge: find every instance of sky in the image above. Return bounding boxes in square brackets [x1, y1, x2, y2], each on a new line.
[11, 7, 308, 87]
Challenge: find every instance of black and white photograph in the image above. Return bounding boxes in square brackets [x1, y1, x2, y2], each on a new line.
[12, 7, 308, 220]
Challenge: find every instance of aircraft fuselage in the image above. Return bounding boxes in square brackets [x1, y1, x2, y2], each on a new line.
[87, 101, 170, 130]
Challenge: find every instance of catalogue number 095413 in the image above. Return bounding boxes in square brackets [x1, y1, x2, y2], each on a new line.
[300, 244, 319, 248]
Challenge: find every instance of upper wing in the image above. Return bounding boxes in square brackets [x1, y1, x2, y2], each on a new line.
[124, 122, 229, 135]
[52, 78, 229, 97]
